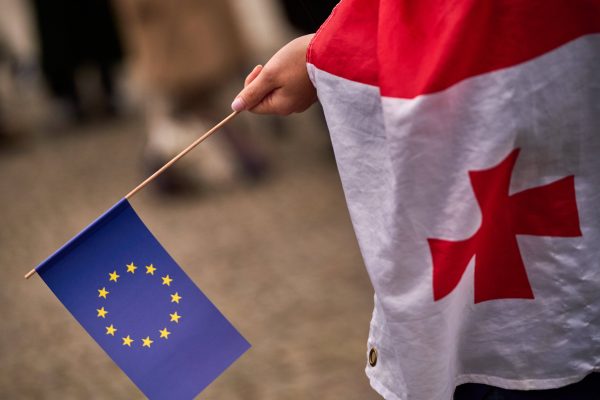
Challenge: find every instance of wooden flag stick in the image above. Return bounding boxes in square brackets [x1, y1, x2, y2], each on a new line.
[24, 110, 239, 279]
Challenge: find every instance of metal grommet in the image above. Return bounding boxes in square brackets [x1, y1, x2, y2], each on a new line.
[368, 347, 378, 367]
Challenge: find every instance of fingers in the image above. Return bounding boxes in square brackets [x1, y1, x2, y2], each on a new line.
[232, 35, 316, 115]
[249, 90, 296, 115]
[244, 65, 263, 87]
[232, 68, 279, 112]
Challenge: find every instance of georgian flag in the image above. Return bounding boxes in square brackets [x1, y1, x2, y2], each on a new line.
[307, 1, 600, 399]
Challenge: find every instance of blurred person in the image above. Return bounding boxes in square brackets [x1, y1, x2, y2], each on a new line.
[278, 0, 338, 34]
[232, 1, 600, 400]
[0, 45, 7, 142]
[0, 0, 37, 69]
[0, 0, 42, 142]
[114, 0, 266, 194]
[30, 0, 123, 122]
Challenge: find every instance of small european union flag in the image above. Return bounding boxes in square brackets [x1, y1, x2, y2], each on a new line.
[36, 199, 250, 399]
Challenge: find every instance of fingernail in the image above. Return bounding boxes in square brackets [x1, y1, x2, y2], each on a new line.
[231, 97, 246, 112]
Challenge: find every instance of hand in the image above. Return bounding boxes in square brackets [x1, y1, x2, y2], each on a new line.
[231, 35, 317, 115]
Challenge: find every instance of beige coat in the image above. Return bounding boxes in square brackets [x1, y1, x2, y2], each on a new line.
[115, 0, 246, 97]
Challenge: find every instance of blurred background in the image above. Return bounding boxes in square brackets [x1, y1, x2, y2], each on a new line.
[0, 0, 380, 399]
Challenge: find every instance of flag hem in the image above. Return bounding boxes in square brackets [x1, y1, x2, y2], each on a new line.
[367, 368, 600, 400]
[35, 198, 129, 275]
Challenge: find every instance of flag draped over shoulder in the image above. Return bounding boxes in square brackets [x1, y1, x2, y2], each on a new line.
[307, 1, 600, 399]
[36, 199, 250, 400]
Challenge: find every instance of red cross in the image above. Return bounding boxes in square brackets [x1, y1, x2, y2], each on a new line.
[428, 149, 581, 303]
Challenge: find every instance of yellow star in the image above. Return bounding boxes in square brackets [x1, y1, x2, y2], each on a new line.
[122, 335, 134, 347]
[142, 336, 154, 348]
[106, 324, 117, 336]
[146, 264, 156, 275]
[97, 307, 108, 318]
[126, 262, 137, 274]
[159, 327, 171, 339]
[98, 287, 109, 299]
[170, 292, 182, 304]
[109, 270, 120, 282]
[170, 311, 182, 323]
[162, 275, 173, 286]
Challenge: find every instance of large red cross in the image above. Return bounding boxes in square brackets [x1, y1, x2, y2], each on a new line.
[428, 149, 581, 303]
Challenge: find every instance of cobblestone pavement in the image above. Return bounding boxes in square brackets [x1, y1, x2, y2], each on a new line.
[0, 113, 380, 399]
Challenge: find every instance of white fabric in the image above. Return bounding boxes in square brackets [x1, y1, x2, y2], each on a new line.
[308, 35, 600, 400]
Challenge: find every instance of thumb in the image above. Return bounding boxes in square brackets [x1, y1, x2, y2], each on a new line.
[231, 70, 278, 112]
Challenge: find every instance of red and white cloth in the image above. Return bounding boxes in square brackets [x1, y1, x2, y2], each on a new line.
[307, 1, 600, 399]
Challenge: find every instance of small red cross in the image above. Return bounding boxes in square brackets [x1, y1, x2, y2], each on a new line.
[428, 149, 581, 303]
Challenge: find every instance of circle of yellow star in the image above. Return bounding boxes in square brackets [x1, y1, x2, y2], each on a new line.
[106, 324, 117, 336]
[162, 275, 173, 286]
[169, 311, 182, 323]
[122, 335, 134, 347]
[170, 292, 182, 304]
[159, 327, 171, 339]
[126, 262, 137, 274]
[97, 307, 108, 318]
[109, 270, 120, 282]
[98, 287, 109, 299]
[142, 336, 154, 348]
[146, 264, 157, 275]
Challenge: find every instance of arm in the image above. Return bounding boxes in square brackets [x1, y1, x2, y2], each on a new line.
[231, 34, 317, 115]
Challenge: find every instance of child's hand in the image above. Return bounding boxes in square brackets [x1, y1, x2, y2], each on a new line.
[231, 35, 317, 115]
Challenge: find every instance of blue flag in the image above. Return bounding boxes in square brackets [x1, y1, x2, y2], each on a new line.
[36, 199, 250, 399]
